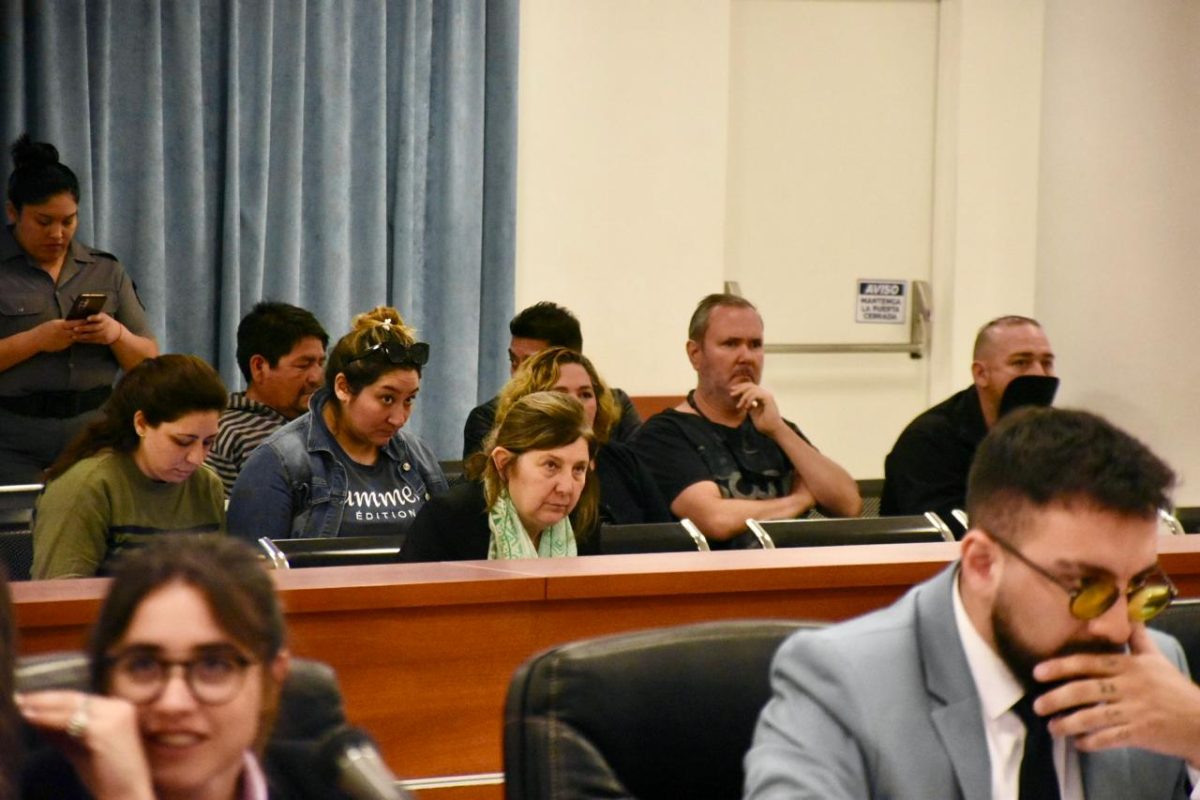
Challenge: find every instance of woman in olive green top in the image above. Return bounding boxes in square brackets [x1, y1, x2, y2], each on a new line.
[32, 354, 227, 579]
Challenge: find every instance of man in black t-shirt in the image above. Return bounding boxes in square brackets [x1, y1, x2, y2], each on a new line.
[880, 315, 1056, 534]
[632, 294, 861, 544]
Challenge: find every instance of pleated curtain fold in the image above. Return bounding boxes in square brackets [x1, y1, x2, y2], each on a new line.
[0, 0, 518, 458]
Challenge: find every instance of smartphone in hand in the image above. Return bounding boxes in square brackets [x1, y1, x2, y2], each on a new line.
[65, 293, 107, 321]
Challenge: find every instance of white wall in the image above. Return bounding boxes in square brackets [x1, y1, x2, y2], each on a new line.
[931, 0, 1046, 395]
[517, 0, 1200, 495]
[517, 0, 949, 479]
[1037, 1, 1200, 503]
[515, 0, 730, 397]
[724, 0, 938, 479]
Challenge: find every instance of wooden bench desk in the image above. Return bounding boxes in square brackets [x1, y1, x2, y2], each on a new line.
[14, 536, 1200, 798]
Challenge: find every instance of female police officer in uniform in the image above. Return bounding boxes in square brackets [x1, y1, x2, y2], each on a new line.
[0, 135, 157, 484]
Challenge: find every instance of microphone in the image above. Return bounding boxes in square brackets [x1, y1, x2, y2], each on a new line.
[317, 726, 413, 800]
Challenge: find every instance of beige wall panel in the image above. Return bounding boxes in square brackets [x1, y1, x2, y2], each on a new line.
[726, 0, 939, 478]
[1037, 1, 1200, 504]
[515, 0, 731, 397]
[931, 0, 1046, 397]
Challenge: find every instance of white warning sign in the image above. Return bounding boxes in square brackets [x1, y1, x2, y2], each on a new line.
[856, 280, 907, 324]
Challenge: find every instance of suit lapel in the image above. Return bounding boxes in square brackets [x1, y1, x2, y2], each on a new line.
[918, 566, 993, 800]
[1081, 749, 1133, 800]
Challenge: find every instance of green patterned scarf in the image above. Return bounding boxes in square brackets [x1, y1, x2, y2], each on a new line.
[487, 489, 577, 560]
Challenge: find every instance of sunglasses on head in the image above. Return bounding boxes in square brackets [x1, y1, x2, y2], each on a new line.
[347, 340, 430, 368]
[983, 530, 1177, 622]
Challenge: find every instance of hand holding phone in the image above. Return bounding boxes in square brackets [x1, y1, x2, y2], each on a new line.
[66, 293, 107, 321]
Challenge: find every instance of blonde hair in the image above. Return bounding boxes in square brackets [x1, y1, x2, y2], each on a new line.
[324, 306, 419, 396]
[467, 391, 600, 537]
[495, 347, 620, 444]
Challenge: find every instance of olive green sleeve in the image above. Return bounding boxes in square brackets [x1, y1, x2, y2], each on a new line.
[32, 462, 112, 579]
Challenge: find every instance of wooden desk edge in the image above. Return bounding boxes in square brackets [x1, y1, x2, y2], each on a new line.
[13, 537, 1200, 628]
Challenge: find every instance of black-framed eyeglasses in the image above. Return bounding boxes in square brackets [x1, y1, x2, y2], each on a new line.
[983, 530, 1177, 622]
[107, 646, 256, 706]
[347, 340, 430, 368]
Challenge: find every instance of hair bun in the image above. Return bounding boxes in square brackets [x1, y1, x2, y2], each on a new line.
[10, 134, 61, 170]
[351, 305, 406, 333]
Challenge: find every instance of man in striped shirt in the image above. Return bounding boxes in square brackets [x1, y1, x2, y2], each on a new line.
[207, 302, 328, 494]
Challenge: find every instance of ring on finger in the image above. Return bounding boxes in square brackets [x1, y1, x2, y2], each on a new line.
[65, 696, 90, 739]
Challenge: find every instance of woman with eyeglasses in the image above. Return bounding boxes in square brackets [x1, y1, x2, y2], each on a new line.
[16, 534, 355, 799]
[31, 354, 228, 579]
[227, 306, 447, 541]
[401, 391, 599, 561]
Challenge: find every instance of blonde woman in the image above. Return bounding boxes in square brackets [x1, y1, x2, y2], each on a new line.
[401, 391, 598, 561]
[495, 347, 669, 527]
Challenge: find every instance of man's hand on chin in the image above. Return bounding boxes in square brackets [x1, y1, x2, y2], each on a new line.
[1032, 625, 1200, 767]
[731, 382, 785, 436]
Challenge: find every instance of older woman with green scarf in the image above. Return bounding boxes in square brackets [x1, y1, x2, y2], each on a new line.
[401, 391, 599, 561]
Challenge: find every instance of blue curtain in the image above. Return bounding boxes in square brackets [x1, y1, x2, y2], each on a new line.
[0, 0, 517, 459]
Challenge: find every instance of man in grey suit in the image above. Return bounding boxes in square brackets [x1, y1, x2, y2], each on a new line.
[745, 407, 1200, 799]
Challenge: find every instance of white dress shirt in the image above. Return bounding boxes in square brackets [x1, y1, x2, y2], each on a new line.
[952, 578, 1083, 800]
[952, 578, 1200, 799]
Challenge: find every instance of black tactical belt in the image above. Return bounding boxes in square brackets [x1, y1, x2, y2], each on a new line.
[0, 385, 112, 418]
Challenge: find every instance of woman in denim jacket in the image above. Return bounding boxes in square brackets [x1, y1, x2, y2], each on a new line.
[226, 306, 447, 541]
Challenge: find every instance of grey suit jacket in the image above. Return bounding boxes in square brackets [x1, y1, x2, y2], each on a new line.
[743, 565, 1191, 799]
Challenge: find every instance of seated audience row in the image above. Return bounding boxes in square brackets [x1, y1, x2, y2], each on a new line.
[3, 134, 1063, 566]
[23, 292, 1065, 576]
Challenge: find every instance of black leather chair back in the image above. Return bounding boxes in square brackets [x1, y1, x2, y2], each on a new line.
[267, 535, 406, 568]
[597, 522, 706, 555]
[1174, 507, 1200, 533]
[1148, 598, 1200, 683]
[0, 530, 33, 581]
[752, 512, 953, 547]
[503, 619, 819, 800]
[0, 484, 38, 581]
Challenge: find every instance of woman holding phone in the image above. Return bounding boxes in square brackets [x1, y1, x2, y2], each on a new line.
[0, 134, 157, 484]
